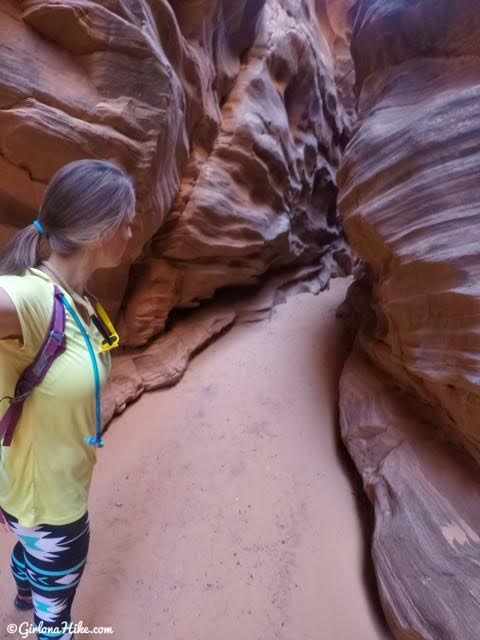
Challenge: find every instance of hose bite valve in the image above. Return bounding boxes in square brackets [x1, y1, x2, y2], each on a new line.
[84, 436, 104, 448]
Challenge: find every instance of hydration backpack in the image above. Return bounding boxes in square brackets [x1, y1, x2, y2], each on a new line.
[0, 284, 66, 446]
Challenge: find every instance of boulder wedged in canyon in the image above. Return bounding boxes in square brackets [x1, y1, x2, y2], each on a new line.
[0, 0, 351, 414]
[337, 0, 480, 637]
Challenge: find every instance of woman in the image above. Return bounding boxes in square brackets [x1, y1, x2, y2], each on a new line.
[0, 159, 136, 639]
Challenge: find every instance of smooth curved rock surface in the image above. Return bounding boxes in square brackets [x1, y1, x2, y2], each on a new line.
[340, 345, 480, 640]
[0, 0, 350, 345]
[119, 0, 352, 346]
[0, 2, 352, 418]
[314, 0, 357, 131]
[337, 0, 480, 638]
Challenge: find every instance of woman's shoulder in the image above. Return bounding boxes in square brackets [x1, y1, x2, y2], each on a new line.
[0, 268, 54, 356]
[0, 269, 53, 314]
[0, 266, 51, 287]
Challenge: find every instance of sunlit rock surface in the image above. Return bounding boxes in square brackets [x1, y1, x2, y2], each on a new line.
[314, 0, 357, 131]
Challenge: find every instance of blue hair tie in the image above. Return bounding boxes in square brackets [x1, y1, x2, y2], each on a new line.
[33, 219, 46, 236]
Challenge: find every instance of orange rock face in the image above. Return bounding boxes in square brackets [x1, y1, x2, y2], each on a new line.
[313, 0, 357, 131]
[338, 0, 480, 637]
[119, 0, 353, 346]
[0, 1, 352, 418]
[0, 0, 351, 348]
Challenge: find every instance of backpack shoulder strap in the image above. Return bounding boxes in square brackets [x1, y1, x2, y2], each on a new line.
[0, 284, 67, 447]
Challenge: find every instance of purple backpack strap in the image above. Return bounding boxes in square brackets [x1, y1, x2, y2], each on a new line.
[0, 284, 67, 447]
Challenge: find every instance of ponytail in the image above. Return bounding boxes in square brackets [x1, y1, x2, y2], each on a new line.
[0, 159, 135, 277]
[0, 223, 45, 276]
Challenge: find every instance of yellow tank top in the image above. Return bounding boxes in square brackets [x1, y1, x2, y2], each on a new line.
[0, 267, 111, 527]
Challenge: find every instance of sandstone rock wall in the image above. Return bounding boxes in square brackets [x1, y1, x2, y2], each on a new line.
[337, 1, 480, 638]
[313, 0, 357, 131]
[0, 0, 350, 346]
[0, 0, 351, 416]
[119, 0, 352, 346]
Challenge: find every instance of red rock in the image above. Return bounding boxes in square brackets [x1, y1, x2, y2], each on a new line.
[314, 0, 357, 132]
[117, 0, 351, 345]
[0, 0, 349, 343]
[338, 0, 480, 637]
[0, 0, 351, 412]
[340, 345, 480, 640]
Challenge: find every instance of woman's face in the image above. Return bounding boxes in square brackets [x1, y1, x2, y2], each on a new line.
[94, 209, 136, 269]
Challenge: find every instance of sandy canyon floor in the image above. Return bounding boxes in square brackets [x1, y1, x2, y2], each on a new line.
[0, 278, 391, 640]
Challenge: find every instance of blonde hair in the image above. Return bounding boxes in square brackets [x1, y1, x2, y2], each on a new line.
[0, 159, 136, 275]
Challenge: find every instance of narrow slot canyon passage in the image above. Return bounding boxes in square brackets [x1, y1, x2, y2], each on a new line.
[0, 278, 390, 639]
[1, 2, 479, 639]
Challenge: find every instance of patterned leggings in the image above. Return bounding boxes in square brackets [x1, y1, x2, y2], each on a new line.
[0, 507, 90, 640]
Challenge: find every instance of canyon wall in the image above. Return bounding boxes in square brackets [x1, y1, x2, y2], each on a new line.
[0, 0, 351, 415]
[337, 1, 480, 638]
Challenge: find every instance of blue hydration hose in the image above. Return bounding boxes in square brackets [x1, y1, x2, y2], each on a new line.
[58, 293, 104, 448]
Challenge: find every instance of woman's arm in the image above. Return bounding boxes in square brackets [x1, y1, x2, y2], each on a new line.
[0, 288, 23, 341]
